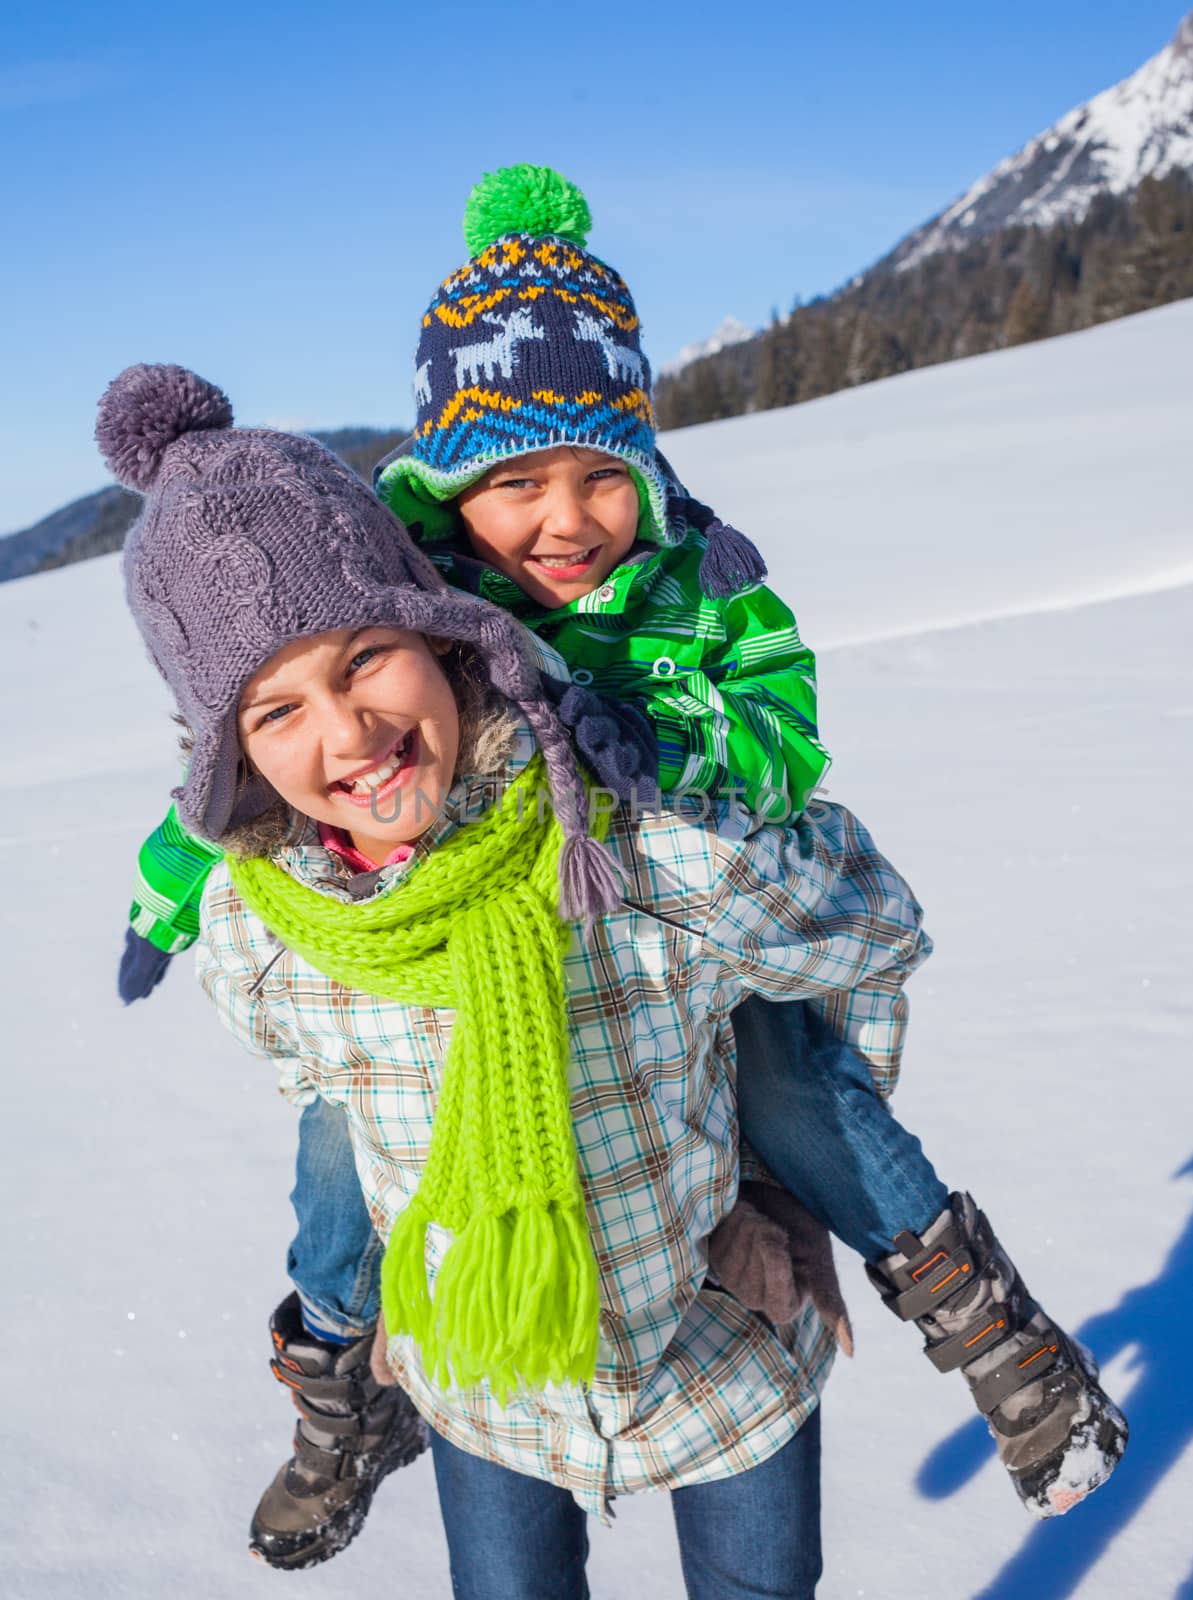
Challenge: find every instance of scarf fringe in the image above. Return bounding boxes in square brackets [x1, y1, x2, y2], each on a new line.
[381, 1196, 436, 1356]
[559, 833, 625, 927]
[382, 1200, 600, 1402]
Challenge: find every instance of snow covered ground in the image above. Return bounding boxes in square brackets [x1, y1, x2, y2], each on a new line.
[2, 302, 1190, 1598]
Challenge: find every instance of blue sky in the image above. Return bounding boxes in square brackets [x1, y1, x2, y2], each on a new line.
[0, 0, 1185, 534]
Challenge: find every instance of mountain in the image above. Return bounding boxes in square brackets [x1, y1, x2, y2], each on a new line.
[0, 486, 140, 585]
[661, 316, 755, 376]
[0, 426, 408, 584]
[656, 9, 1193, 434]
[894, 10, 1193, 270]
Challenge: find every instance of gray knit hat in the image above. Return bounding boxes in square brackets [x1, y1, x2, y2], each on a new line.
[99, 362, 622, 922]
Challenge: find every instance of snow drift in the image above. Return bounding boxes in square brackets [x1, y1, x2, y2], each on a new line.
[2, 301, 1190, 1599]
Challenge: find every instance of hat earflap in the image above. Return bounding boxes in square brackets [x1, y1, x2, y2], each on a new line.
[669, 491, 768, 597]
[469, 609, 626, 927]
[699, 515, 768, 597]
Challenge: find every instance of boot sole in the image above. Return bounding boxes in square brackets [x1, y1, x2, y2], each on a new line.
[1014, 1345, 1129, 1519]
[249, 1425, 428, 1570]
[251, 1493, 373, 1572]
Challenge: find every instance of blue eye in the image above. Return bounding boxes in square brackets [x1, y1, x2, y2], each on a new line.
[257, 704, 293, 729]
[349, 646, 382, 672]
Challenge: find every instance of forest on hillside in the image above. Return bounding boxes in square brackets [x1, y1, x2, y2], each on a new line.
[655, 170, 1193, 428]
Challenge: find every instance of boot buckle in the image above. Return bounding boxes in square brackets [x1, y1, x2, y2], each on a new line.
[972, 1330, 1063, 1415]
[925, 1312, 1013, 1373]
[891, 1245, 977, 1321]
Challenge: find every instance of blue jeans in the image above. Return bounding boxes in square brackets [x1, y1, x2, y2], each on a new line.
[286, 997, 948, 1335]
[429, 1407, 822, 1599]
[287, 1096, 382, 1340]
[734, 996, 948, 1262]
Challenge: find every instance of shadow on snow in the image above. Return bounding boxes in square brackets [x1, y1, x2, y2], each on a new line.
[916, 1157, 1193, 1600]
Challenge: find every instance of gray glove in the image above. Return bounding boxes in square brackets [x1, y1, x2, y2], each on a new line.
[708, 1182, 854, 1355]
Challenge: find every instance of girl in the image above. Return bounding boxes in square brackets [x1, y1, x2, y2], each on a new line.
[112, 166, 1127, 1563]
[103, 361, 930, 1597]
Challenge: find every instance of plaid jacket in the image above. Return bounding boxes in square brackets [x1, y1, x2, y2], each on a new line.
[195, 728, 928, 1517]
[130, 521, 827, 953]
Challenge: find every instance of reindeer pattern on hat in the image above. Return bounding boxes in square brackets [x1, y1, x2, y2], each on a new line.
[572, 311, 645, 387]
[403, 230, 656, 482]
[452, 309, 545, 387]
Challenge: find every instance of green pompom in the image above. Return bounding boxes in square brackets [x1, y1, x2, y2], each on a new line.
[463, 164, 592, 255]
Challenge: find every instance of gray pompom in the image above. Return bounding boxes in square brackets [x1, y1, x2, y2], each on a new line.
[96, 363, 233, 491]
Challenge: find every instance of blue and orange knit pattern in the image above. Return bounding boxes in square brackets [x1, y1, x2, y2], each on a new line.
[379, 165, 671, 546]
[417, 233, 654, 473]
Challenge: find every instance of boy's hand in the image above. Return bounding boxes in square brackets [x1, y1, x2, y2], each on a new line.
[544, 679, 659, 804]
[709, 1183, 854, 1355]
[118, 928, 173, 1004]
[370, 1313, 397, 1387]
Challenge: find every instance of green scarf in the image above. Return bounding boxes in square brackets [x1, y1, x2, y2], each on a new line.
[227, 756, 602, 1398]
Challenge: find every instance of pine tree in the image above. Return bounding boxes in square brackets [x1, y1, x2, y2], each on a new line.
[1004, 276, 1050, 345]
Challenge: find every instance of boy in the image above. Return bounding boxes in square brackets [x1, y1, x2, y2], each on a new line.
[115, 167, 1126, 1565]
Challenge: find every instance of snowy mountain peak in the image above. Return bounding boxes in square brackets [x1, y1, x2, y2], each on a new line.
[661, 316, 754, 376]
[894, 12, 1193, 270]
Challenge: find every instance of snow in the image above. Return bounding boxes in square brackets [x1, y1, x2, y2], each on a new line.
[3, 301, 1191, 1597]
[662, 300, 1193, 649]
[661, 314, 755, 376]
[898, 12, 1193, 268]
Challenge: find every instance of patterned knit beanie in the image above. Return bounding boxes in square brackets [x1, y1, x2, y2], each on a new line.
[99, 362, 623, 922]
[376, 164, 765, 598]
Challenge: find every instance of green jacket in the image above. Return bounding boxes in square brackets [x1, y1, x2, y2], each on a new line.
[129, 523, 829, 953]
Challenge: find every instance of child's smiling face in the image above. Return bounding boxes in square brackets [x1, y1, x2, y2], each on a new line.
[237, 626, 459, 864]
[456, 446, 639, 608]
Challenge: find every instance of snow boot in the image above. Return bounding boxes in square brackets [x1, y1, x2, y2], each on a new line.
[867, 1194, 1128, 1518]
[250, 1292, 429, 1569]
